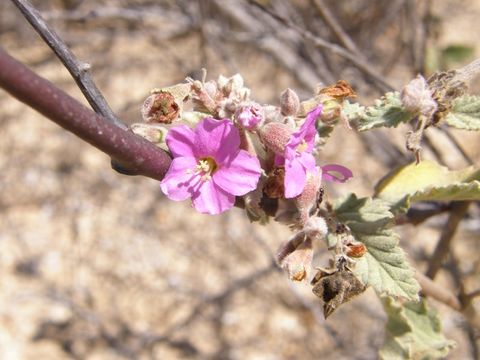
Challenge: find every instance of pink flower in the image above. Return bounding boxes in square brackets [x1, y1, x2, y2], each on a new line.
[235, 103, 263, 130]
[276, 105, 322, 198]
[160, 118, 262, 214]
[321, 164, 353, 183]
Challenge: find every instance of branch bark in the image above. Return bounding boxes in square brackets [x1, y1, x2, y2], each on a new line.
[0, 48, 171, 181]
[11, 0, 124, 128]
[426, 201, 470, 279]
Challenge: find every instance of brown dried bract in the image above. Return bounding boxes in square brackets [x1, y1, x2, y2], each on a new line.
[345, 242, 367, 258]
[142, 92, 180, 124]
[427, 70, 468, 125]
[264, 167, 285, 199]
[311, 267, 366, 319]
[317, 80, 356, 100]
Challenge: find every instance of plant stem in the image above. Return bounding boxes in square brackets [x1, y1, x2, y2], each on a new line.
[426, 201, 470, 279]
[0, 48, 171, 181]
[11, 0, 124, 128]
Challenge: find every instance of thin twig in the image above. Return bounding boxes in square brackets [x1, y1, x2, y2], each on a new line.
[415, 272, 461, 311]
[247, 0, 394, 92]
[0, 48, 171, 181]
[311, 0, 363, 59]
[426, 201, 470, 279]
[11, 0, 124, 129]
[395, 202, 450, 225]
[441, 127, 475, 166]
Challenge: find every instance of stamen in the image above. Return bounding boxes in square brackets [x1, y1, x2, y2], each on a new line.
[195, 157, 218, 181]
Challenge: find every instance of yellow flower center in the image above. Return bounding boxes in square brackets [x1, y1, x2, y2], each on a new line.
[296, 139, 308, 154]
[195, 157, 218, 181]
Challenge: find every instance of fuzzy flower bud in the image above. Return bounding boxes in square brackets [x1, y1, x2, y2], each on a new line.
[401, 75, 437, 116]
[130, 123, 168, 144]
[258, 122, 292, 155]
[278, 234, 313, 282]
[235, 102, 264, 130]
[263, 105, 283, 124]
[141, 92, 180, 124]
[280, 88, 300, 116]
[294, 170, 322, 225]
[218, 74, 244, 96]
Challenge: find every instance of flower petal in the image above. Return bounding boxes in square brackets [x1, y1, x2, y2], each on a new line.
[160, 157, 198, 201]
[165, 125, 196, 158]
[321, 164, 353, 183]
[284, 158, 307, 198]
[213, 150, 262, 196]
[297, 152, 318, 175]
[303, 105, 322, 150]
[194, 118, 240, 163]
[191, 180, 235, 214]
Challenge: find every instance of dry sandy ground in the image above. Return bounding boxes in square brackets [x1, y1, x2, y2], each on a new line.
[0, 1, 479, 359]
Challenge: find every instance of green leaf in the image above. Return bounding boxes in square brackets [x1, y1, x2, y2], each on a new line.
[380, 297, 455, 360]
[343, 99, 364, 121]
[332, 194, 420, 300]
[349, 92, 414, 131]
[445, 95, 480, 130]
[441, 44, 475, 65]
[375, 160, 480, 210]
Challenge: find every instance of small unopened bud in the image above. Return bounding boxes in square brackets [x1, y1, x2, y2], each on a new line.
[280, 88, 300, 116]
[236, 102, 264, 130]
[263, 105, 283, 124]
[218, 74, 244, 96]
[401, 75, 437, 116]
[258, 122, 292, 155]
[130, 123, 168, 144]
[294, 170, 322, 225]
[142, 92, 180, 124]
[279, 236, 313, 282]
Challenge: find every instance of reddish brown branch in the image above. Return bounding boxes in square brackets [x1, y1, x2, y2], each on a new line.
[11, 0, 124, 128]
[426, 201, 470, 279]
[0, 48, 171, 181]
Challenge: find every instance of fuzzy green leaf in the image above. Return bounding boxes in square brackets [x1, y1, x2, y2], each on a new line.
[343, 100, 364, 121]
[375, 160, 480, 210]
[380, 297, 455, 360]
[332, 194, 420, 300]
[445, 95, 480, 130]
[349, 92, 414, 131]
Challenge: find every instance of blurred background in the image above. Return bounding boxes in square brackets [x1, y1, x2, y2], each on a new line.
[0, 0, 479, 359]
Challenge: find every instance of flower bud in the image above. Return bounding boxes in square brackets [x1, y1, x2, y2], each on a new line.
[235, 102, 264, 130]
[280, 88, 300, 116]
[258, 122, 292, 155]
[263, 105, 283, 124]
[279, 236, 313, 282]
[130, 123, 168, 145]
[401, 75, 437, 116]
[218, 74, 244, 96]
[294, 170, 322, 225]
[141, 92, 180, 124]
